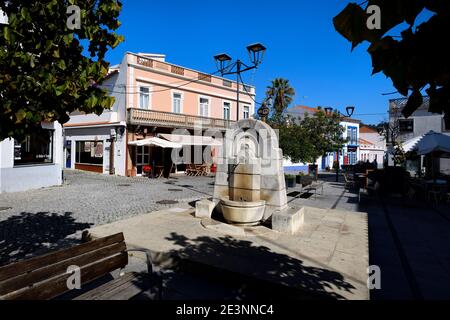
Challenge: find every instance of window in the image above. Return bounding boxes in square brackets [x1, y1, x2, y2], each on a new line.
[139, 87, 150, 109]
[399, 119, 414, 132]
[347, 127, 358, 145]
[14, 129, 54, 166]
[199, 97, 209, 117]
[243, 106, 250, 119]
[223, 102, 231, 120]
[173, 92, 182, 114]
[75, 141, 103, 165]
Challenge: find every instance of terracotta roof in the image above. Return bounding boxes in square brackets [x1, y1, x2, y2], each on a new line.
[360, 125, 378, 133]
[289, 105, 361, 123]
[359, 137, 374, 146]
[290, 105, 320, 113]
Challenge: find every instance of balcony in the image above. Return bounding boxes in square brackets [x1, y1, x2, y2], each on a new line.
[127, 108, 235, 130]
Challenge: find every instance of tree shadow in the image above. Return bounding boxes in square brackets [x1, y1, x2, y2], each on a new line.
[0, 212, 92, 266]
[161, 232, 356, 300]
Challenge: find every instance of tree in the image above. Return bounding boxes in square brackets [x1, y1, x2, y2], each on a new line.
[0, 0, 123, 141]
[278, 115, 315, 164]
[278, 109, 347, 164]
[333, 1, 450, 119]
[299, 109, 347, 163]
[265, 78, 295, 125]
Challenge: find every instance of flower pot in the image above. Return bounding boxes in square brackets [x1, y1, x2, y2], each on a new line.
[285, 176, 296, 188]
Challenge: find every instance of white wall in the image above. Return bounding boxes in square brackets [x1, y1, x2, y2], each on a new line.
[0, 122, 63, 193]
[65, 126, 127, 176]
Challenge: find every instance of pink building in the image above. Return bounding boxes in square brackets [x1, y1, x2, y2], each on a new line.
[64, 53, 256, 177]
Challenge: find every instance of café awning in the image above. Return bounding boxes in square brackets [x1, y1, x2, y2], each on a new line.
[416, 131, 450, 155]
[128, 137, 182, 149]
[158, 134, 222, 146]
[402, 135, 424, 153]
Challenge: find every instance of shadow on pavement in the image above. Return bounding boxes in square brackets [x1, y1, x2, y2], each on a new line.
[0, 212, 92, 266]
[160, 232, 356, 300]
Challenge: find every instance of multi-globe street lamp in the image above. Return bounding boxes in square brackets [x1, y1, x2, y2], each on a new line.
[214, 43, 266, 122]
[324, 106, 356, 182]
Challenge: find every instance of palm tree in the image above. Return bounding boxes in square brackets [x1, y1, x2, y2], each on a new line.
[265, 78, 296, 119]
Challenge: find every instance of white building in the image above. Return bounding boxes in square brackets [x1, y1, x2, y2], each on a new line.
[359, 125, 386, 168]
[284, 106, 361, 172]
[0, 122, 64, 193]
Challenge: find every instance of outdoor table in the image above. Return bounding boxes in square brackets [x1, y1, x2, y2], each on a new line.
[425, 180, 448, 205]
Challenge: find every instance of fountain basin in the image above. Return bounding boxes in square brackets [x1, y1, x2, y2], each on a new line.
[220, 197, 266, 226]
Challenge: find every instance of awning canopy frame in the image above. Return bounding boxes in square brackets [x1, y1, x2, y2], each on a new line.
[128, 137, 182, 149]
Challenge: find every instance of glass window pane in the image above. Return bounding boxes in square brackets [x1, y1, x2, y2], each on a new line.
[14, 129, 54, 166]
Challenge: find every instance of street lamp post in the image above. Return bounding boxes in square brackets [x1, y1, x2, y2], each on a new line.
[214, 43, 266, 122]
[325, 106, 356, 183]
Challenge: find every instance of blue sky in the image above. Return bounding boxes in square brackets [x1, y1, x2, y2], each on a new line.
[104, 0, 431, 125]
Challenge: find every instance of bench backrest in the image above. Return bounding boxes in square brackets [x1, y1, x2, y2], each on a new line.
[0, 233, 128, 300]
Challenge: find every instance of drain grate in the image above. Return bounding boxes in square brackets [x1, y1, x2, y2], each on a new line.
[180, 185, 194, 188]
[299, 192, 313, 199]
[117, 184, 131, 187]
[156, 200, 179, 205]
[287, 191, 302, 198]
[0, 207, 12, 211]
[168, 189, 183, 192]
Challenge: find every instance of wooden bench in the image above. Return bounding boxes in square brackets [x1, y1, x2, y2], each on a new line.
[0, 233, 161, 300]
[303, 181, 324, 200]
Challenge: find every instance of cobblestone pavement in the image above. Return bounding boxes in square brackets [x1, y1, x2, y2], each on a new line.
[0, 170, 215, 265]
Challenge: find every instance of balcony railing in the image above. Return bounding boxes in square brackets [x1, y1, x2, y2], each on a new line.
[127, 108, 235, 129]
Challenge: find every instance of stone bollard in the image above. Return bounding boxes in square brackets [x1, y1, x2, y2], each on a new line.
[195, 199, 216, 219]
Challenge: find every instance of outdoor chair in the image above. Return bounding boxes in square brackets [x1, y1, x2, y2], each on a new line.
[185, 164, 196, 176]
[343, 173, 357, 191]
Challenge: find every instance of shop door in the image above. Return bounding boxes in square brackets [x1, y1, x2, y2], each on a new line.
[136, 146, 150, 176]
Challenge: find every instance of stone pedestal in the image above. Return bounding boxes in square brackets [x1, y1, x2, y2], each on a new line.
[195, 199, 215, 219]
[272, 207, 305, 234]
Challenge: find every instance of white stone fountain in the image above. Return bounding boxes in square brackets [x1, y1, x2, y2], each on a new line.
[220, 144, 266, 226]
[205, 119, 304, 234]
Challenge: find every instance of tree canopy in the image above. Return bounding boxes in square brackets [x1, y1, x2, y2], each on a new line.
[0, 0, 123, 141]
[278, 109, 347, 164]
[333, 1, 450, 119]
[265, 78, 295, 125]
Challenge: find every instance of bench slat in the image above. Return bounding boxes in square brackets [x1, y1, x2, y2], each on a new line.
[74, 272, 158, 300]
[1, 252, 128, 300]
[0, 233, 124, 281]
[0, 242, 127, 296]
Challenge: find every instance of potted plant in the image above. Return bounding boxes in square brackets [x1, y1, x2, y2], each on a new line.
[296, 172, 305, 184]
[285, 174, 296, 188]
[143, 165, 152, 177]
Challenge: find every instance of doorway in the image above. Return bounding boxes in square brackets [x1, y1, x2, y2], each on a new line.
[136, 146, 150, 176]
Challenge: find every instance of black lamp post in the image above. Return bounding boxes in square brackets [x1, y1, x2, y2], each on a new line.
[324, 106, 356, 182]
[214, 43, 266, 122]
[257, 101, 270, 123]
